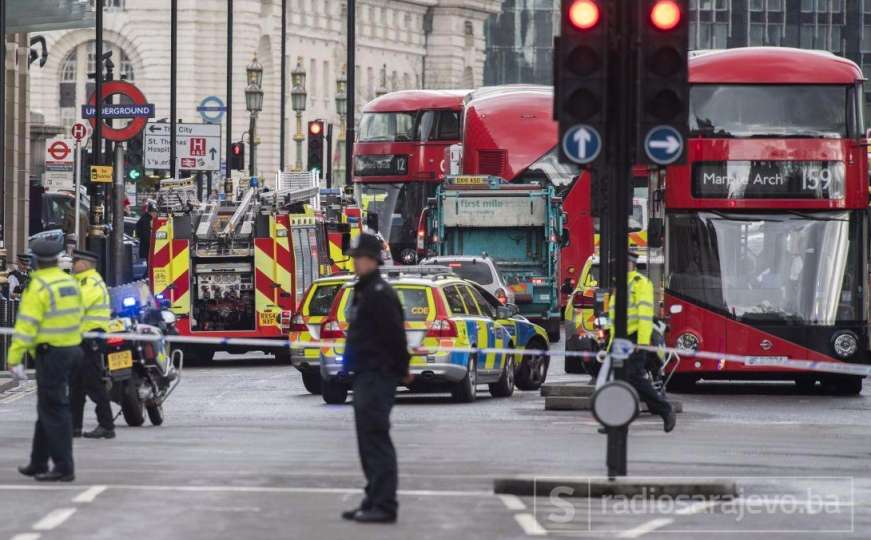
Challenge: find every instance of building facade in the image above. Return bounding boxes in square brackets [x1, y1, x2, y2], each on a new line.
[484, 0, 871, 113]
[29, 0, 501, 186]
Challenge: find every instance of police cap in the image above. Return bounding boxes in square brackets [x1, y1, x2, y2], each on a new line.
[30, 238, 65, 261]
[16, 253, 29, 263]
[349, 233, 384, 264]
[72, 249, 100, 263]
[628, 250, 641, 263]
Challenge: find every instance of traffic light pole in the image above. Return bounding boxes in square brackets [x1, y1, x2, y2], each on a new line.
[112, 143, 126, 285]
[170, 0, 178, 179]
[603, 0, 636, 479]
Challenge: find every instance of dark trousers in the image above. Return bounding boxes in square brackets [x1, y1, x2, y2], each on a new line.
[353, 370, 400, 516]
[30, 345, 82, 475]
[626, 349, 673, 418]
[71, 342, 114, 431]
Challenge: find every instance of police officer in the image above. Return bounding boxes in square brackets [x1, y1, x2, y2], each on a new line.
[610, 251, 676, 433]
[341, 233, 411, 524]
[10, 238, 84, 482]
[7, 254, 30, 300]
[70, 250, 115, 439]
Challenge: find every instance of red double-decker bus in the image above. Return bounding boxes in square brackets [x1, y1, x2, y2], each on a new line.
[353, 90, 468, 264]
[664, 47, 868, 394]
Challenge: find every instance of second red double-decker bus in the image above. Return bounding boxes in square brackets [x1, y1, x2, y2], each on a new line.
[353, 90, 468, 264]
[664, 47, 868, 394]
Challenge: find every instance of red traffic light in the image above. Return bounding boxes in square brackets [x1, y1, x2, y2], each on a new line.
[309, 121, 323, 136]
[650, 0, 681, 31]
[232, 143, 242, 155]
[568, 0, 600, 31]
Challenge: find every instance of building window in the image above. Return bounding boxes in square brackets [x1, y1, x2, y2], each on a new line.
[865, 0, 871, 13]
[61, 50, 77, 81]
[698, 22, 728, 48]
[802, 24, 817, 48]
[863, 26, 871, 51]
[120, 50, 135, 81]
[750, 24, 765, 45]
[750, 0, 764, 10]
[801, 0, 815, 11]
[831, 25, 843, 51]
[768, 0, 784, 11]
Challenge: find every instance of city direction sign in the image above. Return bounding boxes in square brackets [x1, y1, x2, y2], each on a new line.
[144, 123, 222, 172]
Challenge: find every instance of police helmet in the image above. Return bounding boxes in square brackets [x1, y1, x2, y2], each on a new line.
[30, 237, 65, 262]
[349, 233, 384, 264]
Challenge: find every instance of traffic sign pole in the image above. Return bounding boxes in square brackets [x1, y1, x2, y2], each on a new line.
[74, 141, 81, 245]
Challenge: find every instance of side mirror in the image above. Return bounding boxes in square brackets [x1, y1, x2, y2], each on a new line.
[669, 304, 683, 315]
[341, 232, 351, 253]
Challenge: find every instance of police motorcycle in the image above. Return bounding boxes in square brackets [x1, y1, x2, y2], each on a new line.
[103, 281, 182, 426]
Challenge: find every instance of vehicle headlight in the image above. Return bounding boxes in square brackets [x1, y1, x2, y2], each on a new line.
[676, 332, 700, 352]
[832, 332, 858, 359]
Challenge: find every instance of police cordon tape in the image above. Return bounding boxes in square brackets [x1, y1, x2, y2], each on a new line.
[2, 326, 871, 378]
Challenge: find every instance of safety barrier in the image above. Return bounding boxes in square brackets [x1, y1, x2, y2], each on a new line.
[1, 325, 870, 379]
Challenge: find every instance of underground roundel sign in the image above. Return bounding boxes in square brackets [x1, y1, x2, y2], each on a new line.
[83, 80, 156, 142]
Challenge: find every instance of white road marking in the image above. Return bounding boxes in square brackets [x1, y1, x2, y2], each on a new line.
[500, 494, 527, 511]
[617, 517, 674, 538]
[72, 485, 107, 503]
[674, 500, 719, 515]
[10, 534, 41, 540]
[514, 513, 547, 536]
[0, 484, 490, 498]
[0, 386, 36, 404]
[32, 508, 77, 531]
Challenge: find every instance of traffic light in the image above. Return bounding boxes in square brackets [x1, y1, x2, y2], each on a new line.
[229, 142, 245, 171]
[125, 133, 144, 182]
[636, 0, 689, 166]
[555, 0, 609, 165]
[307, 120, 325, 173]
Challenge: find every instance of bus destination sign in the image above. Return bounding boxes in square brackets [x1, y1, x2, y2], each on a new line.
[692, 161, 846, 200]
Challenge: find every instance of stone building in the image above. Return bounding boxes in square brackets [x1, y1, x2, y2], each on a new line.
[29, 0, 501, 185]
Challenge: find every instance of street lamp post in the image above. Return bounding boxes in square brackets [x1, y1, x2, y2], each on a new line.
[245, 55, 264, 177]
[335, 66, 348, 186]
[291, 58, 308, 171]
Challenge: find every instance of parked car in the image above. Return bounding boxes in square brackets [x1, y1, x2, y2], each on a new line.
[421, 255, 515, 305]
[317, 266, 549, 404]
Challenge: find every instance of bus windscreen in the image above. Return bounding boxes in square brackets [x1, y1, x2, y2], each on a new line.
[689, 84, 849, 139]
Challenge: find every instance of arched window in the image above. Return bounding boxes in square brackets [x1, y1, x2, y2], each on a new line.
[121, 49, 135, 81]
[61, 50, 77, 81]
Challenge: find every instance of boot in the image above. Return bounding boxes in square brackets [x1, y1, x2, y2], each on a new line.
[83, 426, 116, 439]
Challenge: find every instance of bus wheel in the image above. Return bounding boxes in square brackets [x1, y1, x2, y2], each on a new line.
[822, 375, 863, 396]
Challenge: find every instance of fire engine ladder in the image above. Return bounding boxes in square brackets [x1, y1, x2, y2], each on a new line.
[220, 187, 257, 239]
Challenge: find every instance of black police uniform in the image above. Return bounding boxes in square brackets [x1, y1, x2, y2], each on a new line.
[345, 241, 411, 520]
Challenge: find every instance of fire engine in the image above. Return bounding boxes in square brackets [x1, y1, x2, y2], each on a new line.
[148, 175, 356, 362]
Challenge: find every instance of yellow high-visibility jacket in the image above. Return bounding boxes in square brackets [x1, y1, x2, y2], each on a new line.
[608, 270, 655, 346]
[7, 266, 84, 367]
[75, 268, 111, 333]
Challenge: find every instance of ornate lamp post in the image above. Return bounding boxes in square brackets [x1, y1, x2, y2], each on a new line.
[245, 55, 264, 177]
[335, 66, 348, 185]
[291, 57, 308, 171]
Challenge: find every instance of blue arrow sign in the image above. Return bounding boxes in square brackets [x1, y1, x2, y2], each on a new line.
[562, 124, 602, 165]
[197, 96, 226, 124]
[644, 125, 684, 166]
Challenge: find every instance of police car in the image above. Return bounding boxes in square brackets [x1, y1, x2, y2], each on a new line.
[318, 267, 550, 404]
[289, 274, 355, 394]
